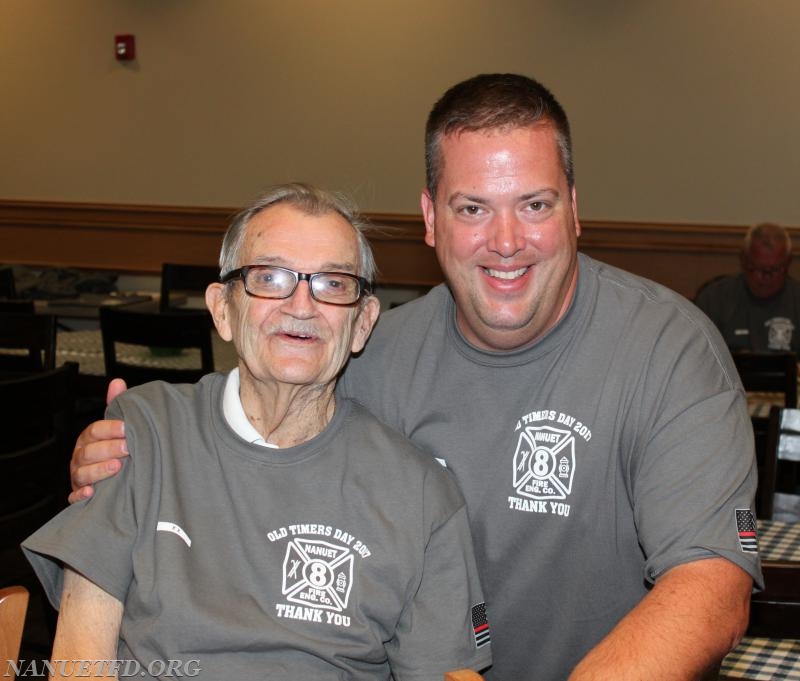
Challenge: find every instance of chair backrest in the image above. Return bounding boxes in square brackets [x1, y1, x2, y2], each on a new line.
[0, 586, 29, 679]
[100, 306, 215, 387]
[159, 263, 219, 313]
[0, 313, 57, 371]
[0, 267, 16, 299]
[756, 407, 800, 520]
[759, 406, 800, 519]
[0, 300, 34, 314]
[0, 363, 77, 549]
[747, 562, 800, 638]
[732, 351, 798, 408]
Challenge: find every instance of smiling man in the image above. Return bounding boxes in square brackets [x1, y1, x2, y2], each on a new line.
[339, 74, 762, 680]
[420, 123, 579, 351]
[24, 184, 491, 680]
[70, 75, 761, 680]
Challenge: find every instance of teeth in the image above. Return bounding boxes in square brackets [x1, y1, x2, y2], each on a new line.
[485, 267, 527, 280]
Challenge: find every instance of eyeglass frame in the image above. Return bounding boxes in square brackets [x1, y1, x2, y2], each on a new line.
[743, 262, 790, 278]
[220, 264, 372, 306]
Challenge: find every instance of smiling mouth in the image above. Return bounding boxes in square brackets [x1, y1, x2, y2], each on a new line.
[276, 329, 318, 342]
[483, 267, 529, 281]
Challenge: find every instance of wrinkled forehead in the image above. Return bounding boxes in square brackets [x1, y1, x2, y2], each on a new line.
[241, 203, 360, 270]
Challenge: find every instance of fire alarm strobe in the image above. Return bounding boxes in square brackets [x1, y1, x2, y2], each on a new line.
[115, 34, 136, 61]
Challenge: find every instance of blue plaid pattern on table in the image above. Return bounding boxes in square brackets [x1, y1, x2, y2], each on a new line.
[720, 519, 800, 679]
[758, 520, 800, 562]
[721, 637, 800, 680]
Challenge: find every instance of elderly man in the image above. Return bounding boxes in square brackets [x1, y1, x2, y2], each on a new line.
[24, 184, 491, 680]
[696, 222, 800, 352]
[70, 75, 761, 680]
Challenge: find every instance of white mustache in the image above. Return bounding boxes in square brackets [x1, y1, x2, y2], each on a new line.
[265, 322, 324, 340]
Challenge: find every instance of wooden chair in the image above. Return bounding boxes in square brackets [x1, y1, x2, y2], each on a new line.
[0, 267, 17, 299]
[0, 300, 35, 314]
[0, 363, 77, 644]
[159, 263, 219, 313]
[445, 671, 484, 681]
[0, 313, 57, 372]
[747, 562, 800, 638]
[0, 363, 77, 546]
[733, 351, 798, 489]
[100, 306, 215, 387]
[0, 586, 29, 680]
[732, 351, 798, 408]
[758, 406, 800, 519]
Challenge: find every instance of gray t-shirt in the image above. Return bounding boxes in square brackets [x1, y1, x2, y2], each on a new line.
[24, 374, 491, 680]
[695, 273, 800, 352]
[339, 252, 762, 681]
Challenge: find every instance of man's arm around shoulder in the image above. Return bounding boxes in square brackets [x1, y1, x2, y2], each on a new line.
[69, 379, 129, 504]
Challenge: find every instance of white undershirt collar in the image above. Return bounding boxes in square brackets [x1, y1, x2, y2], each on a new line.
[222, 368, 279, 448]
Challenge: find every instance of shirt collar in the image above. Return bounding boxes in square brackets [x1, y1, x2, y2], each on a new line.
[222, 368, 279, 448]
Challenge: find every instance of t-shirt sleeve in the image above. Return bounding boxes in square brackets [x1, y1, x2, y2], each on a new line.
[22, 400, 138, 609]
[384, 471, 492, 680]
[631, 321, 763, 588]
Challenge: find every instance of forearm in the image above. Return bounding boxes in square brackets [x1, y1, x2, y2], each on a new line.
[49, 568, 123, 679]
[568, 558, 752, 681]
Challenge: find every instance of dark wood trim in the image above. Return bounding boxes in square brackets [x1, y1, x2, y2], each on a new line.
[0, 199, 758, 296]
[0, 199, 234, 275]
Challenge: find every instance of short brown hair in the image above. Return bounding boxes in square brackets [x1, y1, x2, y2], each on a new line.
[425, 73, 574, 198]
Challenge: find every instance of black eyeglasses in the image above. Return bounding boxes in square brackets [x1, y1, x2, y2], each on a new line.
[221, 265, 371, 306]
[744, 264, 788, 278]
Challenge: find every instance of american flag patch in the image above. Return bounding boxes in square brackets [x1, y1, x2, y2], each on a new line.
[736, 509, 758, 553]
[472, 602, 490, 648]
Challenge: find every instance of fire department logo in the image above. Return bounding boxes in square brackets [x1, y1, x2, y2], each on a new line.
[766, 317, 794, 351]
[513, 425, 575, 500]
[282, 539, 354, 611]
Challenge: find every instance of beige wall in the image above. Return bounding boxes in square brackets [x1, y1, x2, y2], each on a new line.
[1, 0, 798, 226]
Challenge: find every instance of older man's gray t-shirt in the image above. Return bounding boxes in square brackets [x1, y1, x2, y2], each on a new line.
[24, 375, 491, 680]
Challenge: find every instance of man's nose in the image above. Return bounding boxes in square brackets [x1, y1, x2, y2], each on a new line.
[487, 213, 526, 257]
[282, 280, 316, 316]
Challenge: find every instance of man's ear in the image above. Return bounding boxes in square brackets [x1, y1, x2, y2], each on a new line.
[351, 295, 381, 354]
[421, 189, 436, 248]
[205, 283, 233, 341]
[571, 186, 582, 238]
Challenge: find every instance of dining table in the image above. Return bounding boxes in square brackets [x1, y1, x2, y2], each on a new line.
[719, 519, 800, 680]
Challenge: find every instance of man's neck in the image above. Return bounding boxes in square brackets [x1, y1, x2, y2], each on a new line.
[238, 372, 336, 448]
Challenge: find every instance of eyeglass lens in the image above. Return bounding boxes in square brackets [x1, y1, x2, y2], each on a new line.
[746, 265, 787, 277]
[244, 266, 361, 304]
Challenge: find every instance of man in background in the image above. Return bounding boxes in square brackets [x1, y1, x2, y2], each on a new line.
[696, 222, 800, 352]
[70, 74, 761, 680]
